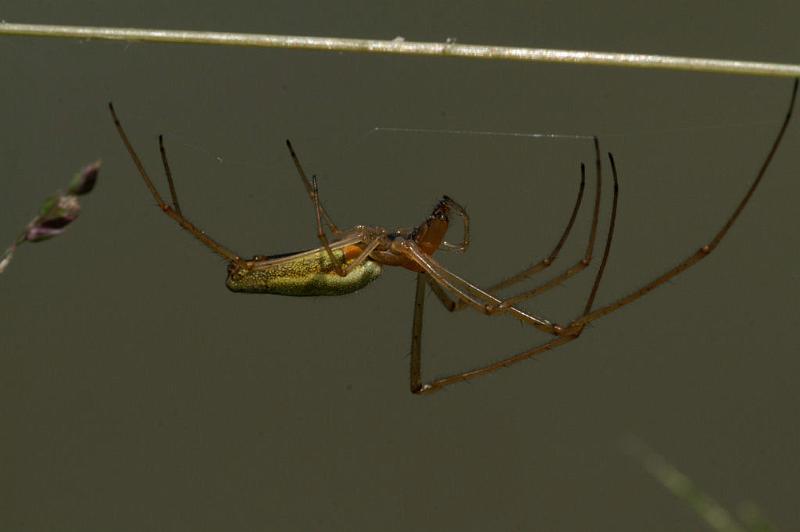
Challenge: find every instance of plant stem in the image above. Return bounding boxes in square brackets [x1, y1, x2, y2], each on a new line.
[1, 22, 798, 78]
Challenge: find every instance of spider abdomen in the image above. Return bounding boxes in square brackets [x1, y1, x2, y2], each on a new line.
[226, 247, 382, 296]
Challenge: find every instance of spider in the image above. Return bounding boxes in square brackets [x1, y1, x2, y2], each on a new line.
[108, 79, 796, 395]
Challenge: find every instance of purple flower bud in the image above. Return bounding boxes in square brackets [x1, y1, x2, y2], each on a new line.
[25, 195, 81, 242]
[67, 161, 101, 195]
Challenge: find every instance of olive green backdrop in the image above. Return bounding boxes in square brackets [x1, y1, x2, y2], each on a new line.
[1, 2, 798, 531]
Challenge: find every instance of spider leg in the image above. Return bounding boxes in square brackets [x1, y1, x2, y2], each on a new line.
[569, 78, 797, 332]
[487, 158, 589, 290]
[309, 174, 349, 275]
[285, 140, 351, 275]
[481, 136, 604, 311]
[424, 271, 459, 311]
[398, 240, 560, 334]
[109, 103, 240, 263]
[285, 140, 342, 235]
[158, 134, 182, 216]
[409, 278, 575, 394]
[408, 152, 620, 394]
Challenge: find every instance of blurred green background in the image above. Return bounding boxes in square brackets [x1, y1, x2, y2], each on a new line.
[1, 2, 798, 531]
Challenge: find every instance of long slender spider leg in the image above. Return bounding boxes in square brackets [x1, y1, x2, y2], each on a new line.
[476, 137, 602, 305]
[285, 139, 341, 235]
[158, 134, 182, 216]
[409, 151, 620, 394]
[569, 78, 798, 332]
[404, 250, 494, 312]
[397, 240, 560, 334]
[424, 272, 459, 311]
[484, 137, 604, 311]
[439, 195, 471, 253]
[479, 162, 587, 290]
[418, 266, 484, 313]
[450, 138, 600, 312]
[309, 174, 348, 276]
[422, 265, 504, 316]
[409, 272, 429, 393]
[419, 268, 535, 328]
[580, 153, 620, 318]
[108, 103, 240, 263]
[284, 139, 349, 276]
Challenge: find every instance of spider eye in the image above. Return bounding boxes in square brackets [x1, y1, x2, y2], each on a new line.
[431, 202, 450, 220]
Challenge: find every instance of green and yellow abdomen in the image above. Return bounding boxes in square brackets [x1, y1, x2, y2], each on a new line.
[226, 246, 382, 296]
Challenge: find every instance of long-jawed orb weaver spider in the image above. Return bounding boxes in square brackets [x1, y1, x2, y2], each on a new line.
[108, 79, 796, 395]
